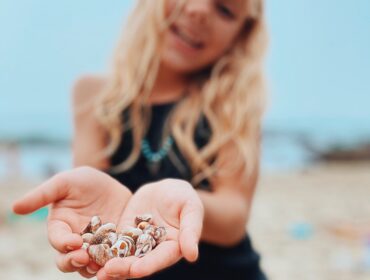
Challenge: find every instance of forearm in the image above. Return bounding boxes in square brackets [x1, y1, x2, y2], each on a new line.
[197, 189, 249, 247]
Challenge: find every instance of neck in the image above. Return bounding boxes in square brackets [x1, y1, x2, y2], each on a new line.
[148, 64, 188, 104]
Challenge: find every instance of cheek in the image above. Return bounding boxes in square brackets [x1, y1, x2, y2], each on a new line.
[205, 33, 236, 61]
[165, 0, 177, 18]
[205, 21, 242, 60]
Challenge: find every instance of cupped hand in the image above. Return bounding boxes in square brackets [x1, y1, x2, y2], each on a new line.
[97, 178, 204, 280]
[12, 166, 132, 278]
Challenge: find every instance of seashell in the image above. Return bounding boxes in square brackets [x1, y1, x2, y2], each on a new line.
[81, 216, 101, 234]
[142, 225, 156, 237]
[119, 227, 143, 242]
[135, 233, 155, 257]
[101, 232, 118, 247]
[79, 215, 164, 260]
[81, 242, 90, 250]
[88, 244, 112, 266]
[120, 235, 136, 256]
[135, 242, 152, 258]
[137, 221, 151, 231]
[90, 223, 117, 245]
[82, 233, 94, 244]
[153, 226, 167, 244]
[90, 216, 102, 233]
[135, 214, 153, 225]
[95, 223, 116, 235]
[110, 237, 135, 258]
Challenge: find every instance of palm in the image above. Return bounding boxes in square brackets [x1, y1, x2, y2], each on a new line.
[99, 179, 204, 279]
[13, 167, 132, 254]
[47, 169, 131, 236]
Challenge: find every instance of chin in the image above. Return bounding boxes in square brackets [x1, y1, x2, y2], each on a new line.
[161, 53, 209, 74]
[161, 58, 198, 74]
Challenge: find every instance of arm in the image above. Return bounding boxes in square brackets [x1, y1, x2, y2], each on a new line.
[71, 75, 110, 169]
[197, 141, 260, 247]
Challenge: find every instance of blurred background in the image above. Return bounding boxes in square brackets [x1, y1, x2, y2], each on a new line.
[1, 0, 369, 279]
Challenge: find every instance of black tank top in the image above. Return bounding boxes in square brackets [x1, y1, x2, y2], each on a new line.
[109, 102, 267, 280]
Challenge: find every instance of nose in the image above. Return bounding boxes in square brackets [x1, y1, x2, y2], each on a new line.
[183, 0, 211, 25]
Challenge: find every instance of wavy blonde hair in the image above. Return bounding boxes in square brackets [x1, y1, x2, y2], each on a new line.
[95, 0, 268, 186]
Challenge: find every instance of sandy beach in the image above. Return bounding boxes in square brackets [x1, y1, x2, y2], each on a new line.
[1, 163, 369, 280]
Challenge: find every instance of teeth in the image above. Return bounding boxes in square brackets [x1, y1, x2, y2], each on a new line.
[176, 28, 202, 48]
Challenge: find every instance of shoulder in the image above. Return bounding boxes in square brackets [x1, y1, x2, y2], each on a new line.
[72, 74, 107, 107]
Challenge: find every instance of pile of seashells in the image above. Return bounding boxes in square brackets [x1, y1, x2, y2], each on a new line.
[80, 214, 167, 266]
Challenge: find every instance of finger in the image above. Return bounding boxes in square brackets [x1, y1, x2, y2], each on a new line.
[78, 262, 102, 278]
[77, 268, 97, 279]
[179, 200, 204, 262]
[56, 249, 89, 273]
[48, 220, 83, 252]
[98, 257, 134, 279]
[12, 173, 69, 215]
[104, 240, 180, 279]
[86, 261, 101, 275]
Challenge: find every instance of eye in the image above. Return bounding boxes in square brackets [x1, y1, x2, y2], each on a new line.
[216, 3, 236, 19]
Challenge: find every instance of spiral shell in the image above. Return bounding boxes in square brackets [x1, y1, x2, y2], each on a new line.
[81, 215, 101, 234]
[91, 216, 102, 233]
[135, 233, 156, 257]
[142, 225, 155, 236]
[153, 226, 167, 244]
[90, 223, 117, 245]
[119, 227, 143, 242]
[121, 235, 136, 256]
[88, 244, 112, 266]
[101, 232, 118, 247]
[82, 233, 94, 244]
[111, 235, 135, 258]
[79, 215, 167, 261]
[135, 214, 153, 225]
[137, 221, 151, 231]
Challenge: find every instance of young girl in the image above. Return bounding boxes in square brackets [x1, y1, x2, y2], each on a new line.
[13, 0, 268, 279]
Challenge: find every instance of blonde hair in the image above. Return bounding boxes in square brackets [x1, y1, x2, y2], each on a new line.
[95, 0, 268, 186]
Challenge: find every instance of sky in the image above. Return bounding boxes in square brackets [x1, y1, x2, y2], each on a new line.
[1, 0, 370, 140]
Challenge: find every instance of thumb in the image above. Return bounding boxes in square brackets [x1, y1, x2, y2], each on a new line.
[179, 198, 204, 262]
[12, 173, 69, 215]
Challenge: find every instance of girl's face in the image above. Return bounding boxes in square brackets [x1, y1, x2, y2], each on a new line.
[161, 0, 248, 74]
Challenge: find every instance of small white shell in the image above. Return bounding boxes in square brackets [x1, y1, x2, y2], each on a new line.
[135, 233, 155, 257]
[82, 233, 94, 244]
[111, 238, 133, 258]
[95, 223, 116, 235]
[88, 244, 111, 266]
[137, 221, 151, 231]
[81, 216, 102, 234]
[91, 223, 117, 245]
[119, 227, 143, 242]
[135, 242, 152, 258]
[90, 216, 102, 233]
[135, 214, 153, 225]
[143, 225, 155, 237]
[153, 226, 167, 244]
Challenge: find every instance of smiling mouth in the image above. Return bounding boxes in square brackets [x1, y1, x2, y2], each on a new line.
[171, 25, 205, 50]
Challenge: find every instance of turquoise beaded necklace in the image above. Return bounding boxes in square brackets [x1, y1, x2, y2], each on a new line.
[141, 135, 174, 174]
[140, 95, 185, 174]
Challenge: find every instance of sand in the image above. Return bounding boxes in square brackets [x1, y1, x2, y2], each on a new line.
[1, 163, 369, 280]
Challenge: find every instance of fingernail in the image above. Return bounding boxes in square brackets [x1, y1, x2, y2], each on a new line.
[107, 274, 120, 278]
[71, 260, 85, 268]
[66, 246, 75, 251]
[86, 266, 98, 274]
